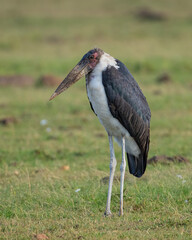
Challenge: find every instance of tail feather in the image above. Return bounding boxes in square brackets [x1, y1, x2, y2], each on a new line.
[127, 153, 146, 178]
[127, 154, 137, 175]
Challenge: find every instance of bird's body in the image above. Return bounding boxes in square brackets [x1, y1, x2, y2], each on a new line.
[50, 48, 151, 216]
[86, 52, 141, 157]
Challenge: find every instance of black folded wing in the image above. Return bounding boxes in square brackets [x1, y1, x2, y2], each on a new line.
[102, 59, 151, 177]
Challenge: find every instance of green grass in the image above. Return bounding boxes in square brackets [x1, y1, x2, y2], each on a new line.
[0, 0, 192, 239]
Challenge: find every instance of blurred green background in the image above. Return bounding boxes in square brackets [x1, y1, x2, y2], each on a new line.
[1, 0, 192, 77]
[0, 0, 192, 239]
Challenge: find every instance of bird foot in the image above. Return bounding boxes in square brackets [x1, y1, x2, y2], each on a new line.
[104, 210, 112, 217]
[119, 209, 123, 216]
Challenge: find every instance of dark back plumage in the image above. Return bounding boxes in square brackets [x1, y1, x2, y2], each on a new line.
[102, 59, 151, 177]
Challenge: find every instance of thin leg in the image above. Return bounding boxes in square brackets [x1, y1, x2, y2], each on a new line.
[104, 134, 117, 216]
[119, 136, 126, 216]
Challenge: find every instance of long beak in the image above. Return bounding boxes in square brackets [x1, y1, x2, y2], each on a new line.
[49, 58, 90, 101]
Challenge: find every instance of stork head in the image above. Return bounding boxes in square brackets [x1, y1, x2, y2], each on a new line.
[49, 48, 104, 100]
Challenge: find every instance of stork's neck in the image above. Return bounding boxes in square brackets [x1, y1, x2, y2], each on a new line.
[93, 52, 119, 74]
[86, 52, 119, 85]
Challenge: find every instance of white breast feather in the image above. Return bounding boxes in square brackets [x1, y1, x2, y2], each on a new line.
[87, 52, 141, 157]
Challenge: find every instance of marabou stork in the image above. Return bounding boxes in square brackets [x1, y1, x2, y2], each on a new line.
[50, 48, 151, 216]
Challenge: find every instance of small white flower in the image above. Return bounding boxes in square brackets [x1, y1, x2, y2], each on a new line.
[40, 119, 48, 125]
[182, 180, 186, 184]
[184, 200, 188, 203]
[176, 175, 183, 179]
[46, 127, 51, 132]
[75, 189, 81, 193]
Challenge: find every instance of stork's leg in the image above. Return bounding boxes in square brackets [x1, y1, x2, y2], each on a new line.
[104, 134, 117, 216]
[119, 135, 126, 216]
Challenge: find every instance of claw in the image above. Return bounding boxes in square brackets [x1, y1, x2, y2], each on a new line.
[119, 209, 123, 216]
[104, 211, 112, 217]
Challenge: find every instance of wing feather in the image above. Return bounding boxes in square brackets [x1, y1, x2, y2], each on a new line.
[102, 60, 151, 177]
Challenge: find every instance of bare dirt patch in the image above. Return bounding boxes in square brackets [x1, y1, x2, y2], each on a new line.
[38, 75, 62, 86]
[156, 73, 172, 83]
[34, 234, 48, 240]
[135, 7, 166, 21]
[0, 75, 34, 87]
[148, 155, 190, 164]
[0, 117, 17, 126]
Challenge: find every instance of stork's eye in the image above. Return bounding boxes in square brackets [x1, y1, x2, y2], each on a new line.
[89, 55, 94, 59]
